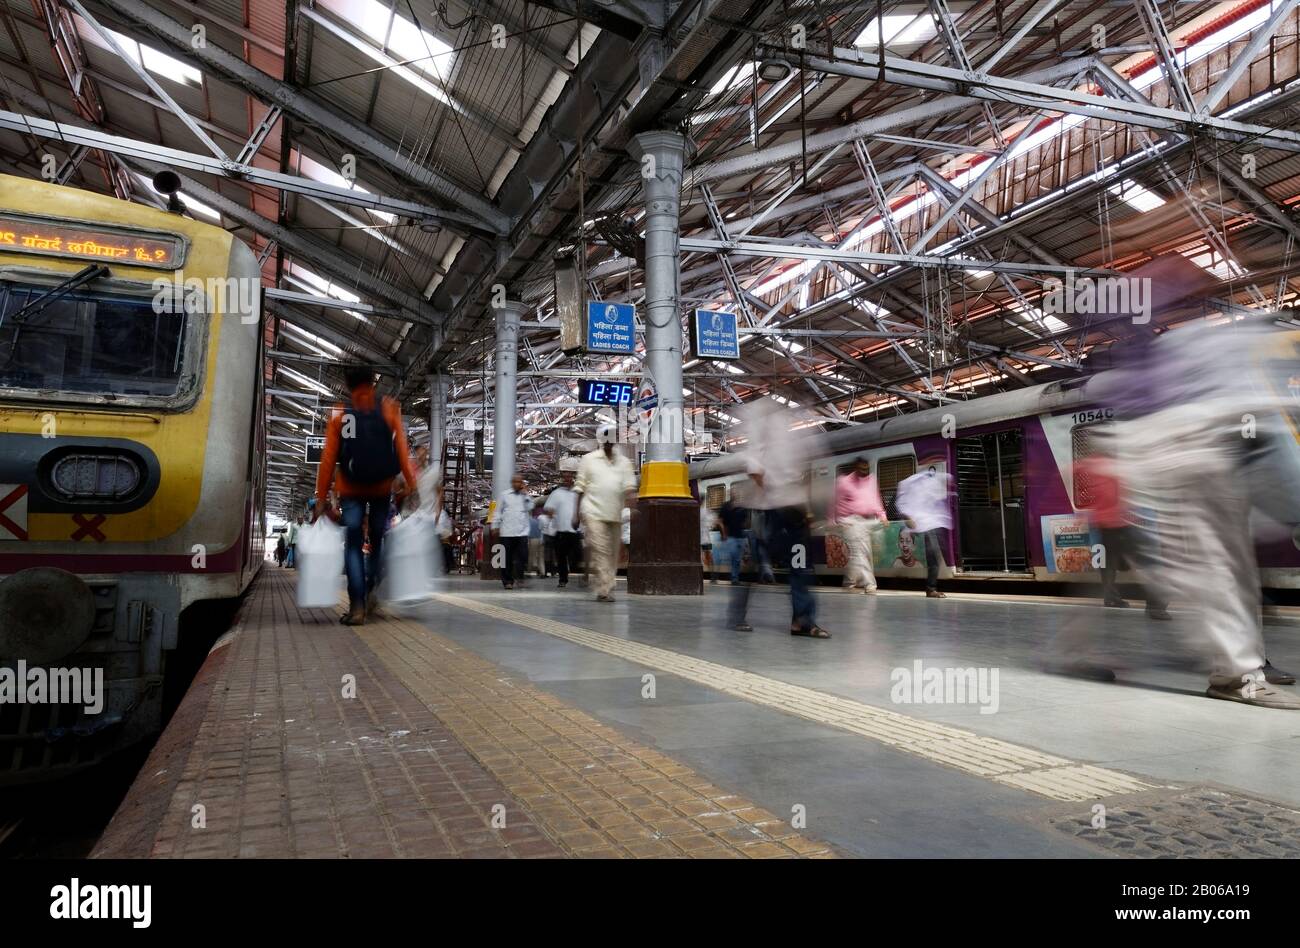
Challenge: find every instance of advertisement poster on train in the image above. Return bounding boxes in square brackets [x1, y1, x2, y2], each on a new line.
[824, 521, 930, 570]
[1041, 514, 1093, 573]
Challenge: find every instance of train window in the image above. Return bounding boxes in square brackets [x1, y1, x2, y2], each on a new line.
[705, 484, 726, 509]
[875, 455, 916, 520]
[1071, 422, 1113, 508]
[0, 282, 189, 399]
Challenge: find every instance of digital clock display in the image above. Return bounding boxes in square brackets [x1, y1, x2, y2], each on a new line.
[0, 213, 185, 269]
[578, 379, 635, 405]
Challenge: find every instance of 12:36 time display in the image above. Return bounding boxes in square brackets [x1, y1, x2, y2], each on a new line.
[577, 380, 635, 405]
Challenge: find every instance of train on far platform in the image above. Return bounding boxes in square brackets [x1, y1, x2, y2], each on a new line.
[0, 173, 265, 783]
[691, 325, 1300, 590]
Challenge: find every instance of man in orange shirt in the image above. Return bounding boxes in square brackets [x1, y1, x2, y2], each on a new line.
[312, 365, 418, 625]
[1075, 449, 1168, 619]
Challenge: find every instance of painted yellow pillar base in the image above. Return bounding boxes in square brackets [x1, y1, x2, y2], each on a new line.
[638, 461, 692, 499]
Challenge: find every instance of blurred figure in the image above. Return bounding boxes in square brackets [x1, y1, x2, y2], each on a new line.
[528, 505, 546, 577]
[829, 456, 887, 593]
[1073, 435, 1169, 618]
[537, 501, 557, 578]
[574, 423, 637, 602]
[284, 516, 301, 568]
[496, 473, 531, 590]
[719, 481, 754, 631]
[543, 468, 581, 588]
[750, 510, 775, 583]
[700, 502, 718, 584]
[436, 506, 454, 573]
[274, 533, 286, 567]
[1093, 288, 1298, 708]
[896, 466, 953, 598]
[739, 398, 831, 638]
[620, 505, 632, 570]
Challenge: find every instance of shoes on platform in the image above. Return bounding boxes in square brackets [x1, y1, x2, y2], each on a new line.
[1146, 607, 1172, 620]
[1207, 679, 1300, 709]
[596, 594, 615, 602]
[557, 581, 568, 588]
[341, 608, 366, 626]
[926, 589, 947, 598]
[1264, 660, 1296, 685]
[1103, 597, 1130, 609]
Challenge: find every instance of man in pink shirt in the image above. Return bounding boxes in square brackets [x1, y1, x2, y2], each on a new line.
[829, 457, 887, 593]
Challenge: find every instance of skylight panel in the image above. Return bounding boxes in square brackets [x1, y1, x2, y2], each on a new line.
[281, 321, 345, 356]
[318, 0, 453, 100]
[293, 151, 395, 223]
[319, 0, 394, 45]
[710, 62, 755, 96]
[79, 21, 202, 87]
[1108, 179, 1166, 212]
[288, 264, 361, 304]
[278, 366, 334, 396]
[1185, 249, 1248, 280]
[853, 14, 935, 48]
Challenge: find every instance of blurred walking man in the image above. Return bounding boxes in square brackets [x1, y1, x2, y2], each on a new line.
[897, 467, 953, 598]
[544, 469, 581, 588]
[314, 365, 418, 626]
[574, 424, 637, 602]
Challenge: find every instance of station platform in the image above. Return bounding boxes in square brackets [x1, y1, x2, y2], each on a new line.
[95, 568, 1300, 859]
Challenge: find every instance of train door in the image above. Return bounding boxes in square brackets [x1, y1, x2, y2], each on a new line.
[955, 429, 1028, 572]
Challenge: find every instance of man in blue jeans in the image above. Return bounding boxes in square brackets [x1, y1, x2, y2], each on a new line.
[313, 365, 418, 625]
[718, 492, 753, 631]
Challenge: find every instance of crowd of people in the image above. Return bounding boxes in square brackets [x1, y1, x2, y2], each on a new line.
[286, 340, 1299, 712]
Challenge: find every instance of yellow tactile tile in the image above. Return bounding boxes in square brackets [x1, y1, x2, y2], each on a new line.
[357, 614, 838, 859]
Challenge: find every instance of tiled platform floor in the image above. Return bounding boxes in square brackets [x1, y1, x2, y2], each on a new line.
[95, 568, 835, 859]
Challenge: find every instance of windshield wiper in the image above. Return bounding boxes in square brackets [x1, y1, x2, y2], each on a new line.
[3, 264, 110, 327]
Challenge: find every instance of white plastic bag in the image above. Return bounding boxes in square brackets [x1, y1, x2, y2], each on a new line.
[383, 511, 437, 604]
[296, 518, 345, 609]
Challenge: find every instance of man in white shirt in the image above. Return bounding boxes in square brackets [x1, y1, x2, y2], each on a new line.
[574, 424, 637, 601]
[896, 467, 953, 598]
[543, 469, 581, 588]
[495, 474, 531, 589]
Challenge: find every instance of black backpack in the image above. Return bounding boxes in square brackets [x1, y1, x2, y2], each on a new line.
[338, 399, 401, 484]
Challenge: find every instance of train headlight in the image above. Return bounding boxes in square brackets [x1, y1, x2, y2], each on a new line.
[50, 453, 142, 501]
[0, 568, 96, 664]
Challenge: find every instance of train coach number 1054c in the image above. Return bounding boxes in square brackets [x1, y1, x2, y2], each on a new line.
[1070, 408, 1114, 425]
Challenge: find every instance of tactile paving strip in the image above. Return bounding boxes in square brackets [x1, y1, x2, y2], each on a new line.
[1051, 788, 1300, 857]
[433, 593, 1158, 802]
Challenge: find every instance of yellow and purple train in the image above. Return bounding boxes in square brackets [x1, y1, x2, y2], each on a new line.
[0, 174, 265, 782]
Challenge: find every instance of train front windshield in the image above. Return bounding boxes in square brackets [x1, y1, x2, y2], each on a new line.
[0, 279, 189, 398]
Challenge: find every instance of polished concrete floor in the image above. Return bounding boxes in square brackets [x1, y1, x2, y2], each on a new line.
[398, 576, 1300, 858]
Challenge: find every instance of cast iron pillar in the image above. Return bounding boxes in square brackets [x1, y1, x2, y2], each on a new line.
[481, 299, 527, 579]
[428, 372, 448, 465]
[626, 130, 701, 595]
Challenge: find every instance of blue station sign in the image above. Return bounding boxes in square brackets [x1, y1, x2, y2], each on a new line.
[586, 300, 636, 354]
[691, 308, 740, 360]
